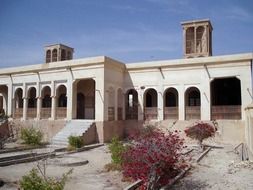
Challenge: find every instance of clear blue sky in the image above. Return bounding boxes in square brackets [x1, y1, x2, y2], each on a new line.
[0, 0, 252, 68]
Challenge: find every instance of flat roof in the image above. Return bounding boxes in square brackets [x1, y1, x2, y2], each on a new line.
[0, 52, 252, 75]
[126, 53, 253, 70]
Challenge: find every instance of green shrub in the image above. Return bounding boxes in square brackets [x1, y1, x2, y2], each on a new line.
[68, 135, 83, 149]
[20, 168, 72, 190]
[108, 136, 127, 165]
[21, 127, 43, 145]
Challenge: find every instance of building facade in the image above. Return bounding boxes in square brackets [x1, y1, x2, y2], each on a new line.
[0, 19, 252, 125]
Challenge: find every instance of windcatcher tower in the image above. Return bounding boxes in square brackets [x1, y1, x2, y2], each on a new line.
[181, 19, 213, 58]
[45, 44, 74, 63]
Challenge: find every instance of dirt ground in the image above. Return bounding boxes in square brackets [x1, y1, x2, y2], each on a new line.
[0, 145, 130, 190]
[0, 143, 253, 190]
[172, 144, 253, 190]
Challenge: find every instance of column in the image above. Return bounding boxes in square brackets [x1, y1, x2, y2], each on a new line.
[22, 97, 28, 120]
[51, 96, 56, 120]
[194, 27, 197, 53]
[37, 97, 42, 119]
[95, 78, 105, 121]
[157, 90, 164, 121]
[201, 79, 211, 120]
[138, 89, 144, 121]
[122, 93, 126, 120]
[114, 88, 118, 121]
[67, 81, 74, 120]
[178, 85, 185, 120]
[7, 84, 13, 117]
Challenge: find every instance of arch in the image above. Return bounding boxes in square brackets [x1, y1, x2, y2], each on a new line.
[46, 50, 51, 63]
[56, 85, 67, 107]
[14, 88, 23, 118]
[56, 85, 67, 119]
[75, 79, 95, 119]
[117, 88, 123, 120]
[185, 87, 201, 120]
[164, 87, 178, 120]
[41, 86, 51, 107]
[144, 88, 157, 107]
[77, 92, 85, 119]
[211, 77, 241, 119]
[0, 85, 8, 115]
[15, 88, 23, 108]
[196, 26, 205, 53]
[27, 87, 37, 119]
[144, 88, 158, 120]
[186, 27, 194, 54]
[52, 49, 58, 62]
[125, 89, 138, 120]
[108, 87, 115, 121]
[41, 86, 51, 119]
[28, 87, 37, 108]
[61, 49, 66, 61]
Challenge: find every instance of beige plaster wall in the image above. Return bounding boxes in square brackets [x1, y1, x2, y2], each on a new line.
[125, 58, 252, 121]
[0, 120, 10, 139]
[82, 123, 97, 145]
[95, 121, 125, 143]
[11, 119, 66, 142]
[159, 120, 245, 143]
[245, 104, 253, 158]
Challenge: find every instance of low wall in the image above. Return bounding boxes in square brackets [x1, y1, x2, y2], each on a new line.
[95, 121, 125, 143]
[0, 120, 10, 139]
[82, 123, 97, 145]
[11, 119, 66, 142]
[94, 119, 246, 144]
[159, 120, 245, 144]
[245, 103, 253, 158]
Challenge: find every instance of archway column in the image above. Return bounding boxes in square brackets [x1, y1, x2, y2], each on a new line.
[122, 94, 126, 120]
[114, 88, 118, 120]
[36, 97, 42, 119]
[138, 90, 143, 121]
[51, 96, 56, 120]
[22, 97, 28, 120]
[95, 78, 104, 121]
[158, 90, 164, 121]
[201, 81, 211, 120]
[66, 80, 73, 120]
[178, 85, 185, 120]
[7, 84, 12, 116]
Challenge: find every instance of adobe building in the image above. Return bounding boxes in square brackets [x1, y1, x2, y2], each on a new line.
[0, 19, 252, 151]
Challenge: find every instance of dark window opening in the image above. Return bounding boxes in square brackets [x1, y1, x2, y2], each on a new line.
[211, 78, 241, 106]
[42, 95, 51, 108]
[58, 94, 67, 107]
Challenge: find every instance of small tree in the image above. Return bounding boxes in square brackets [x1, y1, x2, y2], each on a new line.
[20, 168, 72, 190]
[184, 122, 216, 150]
[122, 128, 186, 189]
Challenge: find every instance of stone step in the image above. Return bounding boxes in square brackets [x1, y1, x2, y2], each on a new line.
[51, 120, 94, 146]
